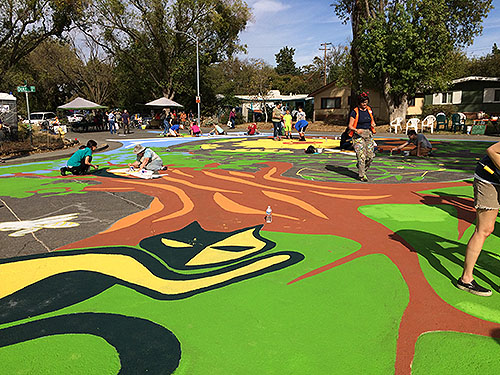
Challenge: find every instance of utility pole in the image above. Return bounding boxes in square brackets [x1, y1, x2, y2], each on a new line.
[319, 42, 332, 86]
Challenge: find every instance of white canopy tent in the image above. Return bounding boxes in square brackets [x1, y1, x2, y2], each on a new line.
[145, 97, 183, 108]
[58, 97, 107, 110]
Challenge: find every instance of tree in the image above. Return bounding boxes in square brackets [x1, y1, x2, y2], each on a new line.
[0, 0, 88, 79]
[468, 44, 500, 77]
[333, 0, 492, 121]
[275, 46, 299, 75]
[86, 0, 251, 108]
[301, 44, 351, 91]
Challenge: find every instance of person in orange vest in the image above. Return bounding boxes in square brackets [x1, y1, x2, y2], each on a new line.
[348, 92, 377, 182]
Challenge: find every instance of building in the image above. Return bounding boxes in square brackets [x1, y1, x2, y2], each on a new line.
[425, 76, 500, 116]
[0, 93, 18, 138]
[307, 83, 390, 123]
[235, 90, 310, 122]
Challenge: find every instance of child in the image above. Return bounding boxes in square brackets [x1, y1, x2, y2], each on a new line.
[295, 119, 308, 141]
[190, 122, 202, 136]
[209, 124, 225, 135]
[283, 110, 292, 139]
[168, 123, 184, 137]
[391, 129, 432, 156]
[60, 140, 99, 176]
[245, 123, 259, 135]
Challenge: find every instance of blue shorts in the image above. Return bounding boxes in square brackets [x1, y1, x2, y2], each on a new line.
[295, 120, 308, 132]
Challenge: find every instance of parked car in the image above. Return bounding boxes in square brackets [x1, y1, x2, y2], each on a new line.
[22, 112, 57, 125]
[67, 113, 84, 123]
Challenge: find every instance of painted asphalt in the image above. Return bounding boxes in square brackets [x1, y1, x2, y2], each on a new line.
[1, 129, 500, 375]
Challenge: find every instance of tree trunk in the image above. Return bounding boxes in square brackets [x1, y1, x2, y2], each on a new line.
[348, 0, 364, 125]
[383, 75, 408, 123]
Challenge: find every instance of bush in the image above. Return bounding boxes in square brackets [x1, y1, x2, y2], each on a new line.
[421, 104, 458, 119]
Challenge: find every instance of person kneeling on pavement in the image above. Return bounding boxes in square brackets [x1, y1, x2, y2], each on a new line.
[60, 140, 99, 176]
[129, 144, 165, 172]
[391, 129, 433, 156]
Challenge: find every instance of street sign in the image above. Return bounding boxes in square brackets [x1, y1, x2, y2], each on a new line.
[195, 96, 200, 103]
[17, 86, 35, 93]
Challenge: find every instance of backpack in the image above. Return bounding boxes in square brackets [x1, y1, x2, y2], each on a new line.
[305, 145, 317, 154]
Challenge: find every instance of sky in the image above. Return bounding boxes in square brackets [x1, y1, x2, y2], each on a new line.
[238, 0, 500, 67]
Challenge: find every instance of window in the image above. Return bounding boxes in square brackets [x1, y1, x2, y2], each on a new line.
[321, 97, 341, 109]
[495, 89, 500, 102]
[441, 92, 453, 104]
[408, 97, 416, 107]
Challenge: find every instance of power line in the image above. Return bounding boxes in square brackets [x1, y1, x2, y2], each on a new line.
[319, 42, 332, 86]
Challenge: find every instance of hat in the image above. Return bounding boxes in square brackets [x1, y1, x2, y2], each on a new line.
[133, 144, 146, 154]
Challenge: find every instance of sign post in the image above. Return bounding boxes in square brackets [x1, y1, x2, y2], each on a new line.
[17, 84, 36, 143]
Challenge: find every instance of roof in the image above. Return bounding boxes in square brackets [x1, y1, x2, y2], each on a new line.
[0, 93, 17, 101]
[145, 97, 183, 107]
[452, 76, 500, 84]
[58, 97, 107, 110]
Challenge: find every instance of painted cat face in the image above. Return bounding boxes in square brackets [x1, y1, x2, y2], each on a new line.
[139, 222, 275, 270]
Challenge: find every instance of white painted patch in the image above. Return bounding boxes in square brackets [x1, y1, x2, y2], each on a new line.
[0, 213, 80, 237]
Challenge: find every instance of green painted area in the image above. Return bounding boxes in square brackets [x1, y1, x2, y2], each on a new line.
[0, 231, 408, 374]
[359, 202, 500, 324]
[0, 177, 92, 198]
[417, 184, 474, 199]
[0, 138, 492, 183]
[167, 139, 493, 183]
[412, 331, 500, 374]
[0, 334, 120, 375]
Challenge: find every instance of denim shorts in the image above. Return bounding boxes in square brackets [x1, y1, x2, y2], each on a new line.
[474, 178, 500, 210]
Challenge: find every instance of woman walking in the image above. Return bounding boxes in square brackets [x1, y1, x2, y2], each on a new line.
[348, 92, 376, 182]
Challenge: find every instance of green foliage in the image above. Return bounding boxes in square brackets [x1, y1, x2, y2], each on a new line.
[467, 44, 500, 77]
[421, 104, 457, 119]
[92, 0, 251, 109]
[0, 0, 88, 79]
[275, 46, 300, 76]
[333, 0, 492, 118]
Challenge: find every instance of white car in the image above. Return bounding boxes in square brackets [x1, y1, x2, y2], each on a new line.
[67, 114, 84, 123]
[23, 112, 57, 125]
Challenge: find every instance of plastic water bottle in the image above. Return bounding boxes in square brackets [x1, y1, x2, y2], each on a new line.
[265, 206, 272, 223]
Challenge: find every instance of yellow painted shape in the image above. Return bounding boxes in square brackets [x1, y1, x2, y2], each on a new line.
[102, 197, 164, 234]
[263, 167, 367, 191]
[0, 253, 290, 299]
[171, 169, 195, 178]
[186, 228, 265, 266]
[118, 180, 194, 223]
[203, 171, 298, 193]
[213, 192, 299, 221]
[161, 175, 241, 194]
[311, 191, 391, 200]
[201, 138, 340, 152]
[228, 171, 256, 179]
[161, 238, 193, 248]
[262, 190, 328, 219]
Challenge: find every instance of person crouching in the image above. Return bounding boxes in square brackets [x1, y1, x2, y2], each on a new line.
[60, 140, 99, 176]
[129, 144, 164, 172]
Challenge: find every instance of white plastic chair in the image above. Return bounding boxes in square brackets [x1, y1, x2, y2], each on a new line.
[389, 117, 403, 134]
[421, 115, 436, 134]
[406, 118, 420, 134]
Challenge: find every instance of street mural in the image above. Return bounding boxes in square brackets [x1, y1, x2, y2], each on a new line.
[1, 135, 500, 374]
